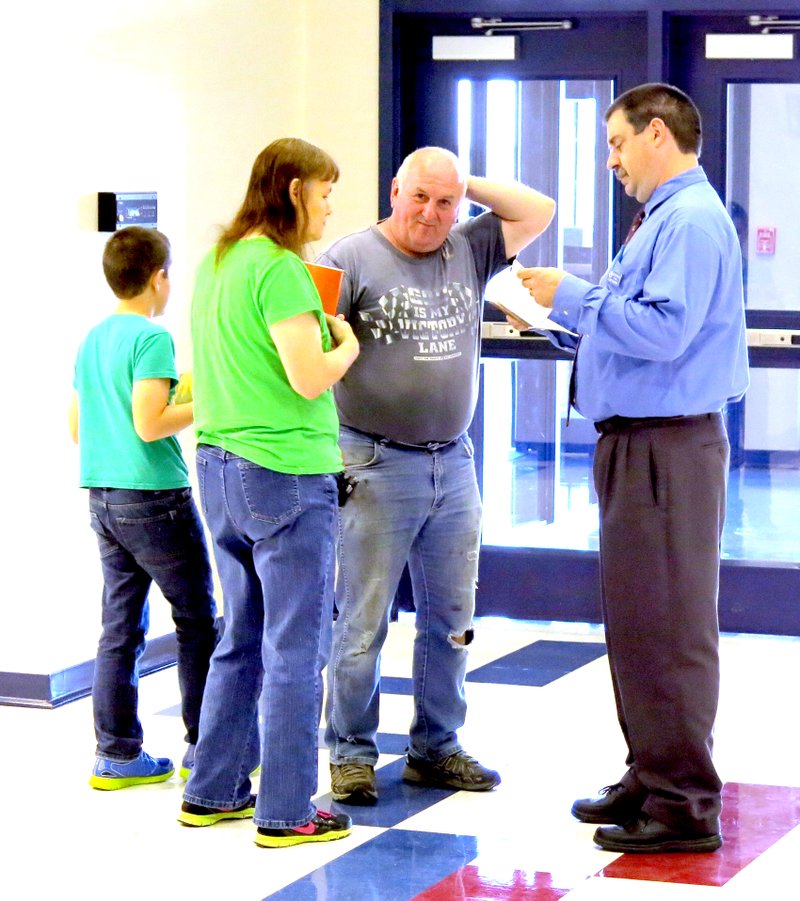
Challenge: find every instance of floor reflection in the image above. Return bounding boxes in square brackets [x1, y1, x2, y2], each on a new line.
[480, 356, 800, 563]
[482, 449, 800, 563]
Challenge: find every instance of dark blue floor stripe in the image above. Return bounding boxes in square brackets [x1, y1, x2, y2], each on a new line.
[323, 727, 409, 755]
[322, 727, 410, 756]
[158, 675, 412, 719]
[374, 732, 411, 755]
[380, 676, 414, 695]
[467, 639, 606, 686]
[316, 757, 456, 828]
[155, 709, 410, 759]
[263, 829, 478, 900]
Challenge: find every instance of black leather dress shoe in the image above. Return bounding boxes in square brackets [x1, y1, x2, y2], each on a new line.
[593, 815, 722, 853]
[571, 782, 646, 824]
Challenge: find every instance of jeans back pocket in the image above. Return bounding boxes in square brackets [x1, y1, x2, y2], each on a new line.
[238, 461, 302, 524]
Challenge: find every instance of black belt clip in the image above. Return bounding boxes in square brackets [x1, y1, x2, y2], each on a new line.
[336, 471, 359, 506]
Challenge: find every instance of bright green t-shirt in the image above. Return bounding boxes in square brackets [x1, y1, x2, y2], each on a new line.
[191, 238, 342, 474]
[73, 314, 189, 489]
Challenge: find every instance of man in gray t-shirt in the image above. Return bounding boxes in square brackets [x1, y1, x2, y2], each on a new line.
[323, 211, 504, 445]
[319, 147, 555, 806]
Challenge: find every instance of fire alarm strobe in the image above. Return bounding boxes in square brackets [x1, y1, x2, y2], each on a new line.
[755, 226, 776, 255]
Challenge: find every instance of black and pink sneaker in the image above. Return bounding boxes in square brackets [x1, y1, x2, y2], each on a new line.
[254, 810, 352, 848]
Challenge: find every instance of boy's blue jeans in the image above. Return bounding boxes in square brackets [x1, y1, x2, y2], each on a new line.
[89, 487, 218, 761]
[184, 446, 337, 827]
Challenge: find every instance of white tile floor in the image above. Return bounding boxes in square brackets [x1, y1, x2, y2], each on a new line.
[3, 617, 799, 900]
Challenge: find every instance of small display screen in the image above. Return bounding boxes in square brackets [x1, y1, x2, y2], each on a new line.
[115, 192, 158, 229]
[98, 191, 158, 231]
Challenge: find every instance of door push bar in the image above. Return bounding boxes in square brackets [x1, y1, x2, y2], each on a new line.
[481, 322, 800, 349]
[470, 17, 573, 35]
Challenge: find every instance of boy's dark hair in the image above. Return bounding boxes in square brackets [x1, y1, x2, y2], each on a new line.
[606, 83, 702, 156]
[216, 137, 339, 262]
[102, 227, 171, 299]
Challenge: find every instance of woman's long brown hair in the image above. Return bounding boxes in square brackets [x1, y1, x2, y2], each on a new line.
[216, 137, 339, 263]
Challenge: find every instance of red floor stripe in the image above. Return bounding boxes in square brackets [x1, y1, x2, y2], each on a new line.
[600, 782, 800, 886]
[412, 867, 571, 900]
[411, 783, 800, 897]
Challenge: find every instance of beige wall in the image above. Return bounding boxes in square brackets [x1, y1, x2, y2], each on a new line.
[0, 0, 379, 672]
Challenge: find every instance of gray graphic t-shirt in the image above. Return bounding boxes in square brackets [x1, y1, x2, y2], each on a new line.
[317, 212, 508, 445]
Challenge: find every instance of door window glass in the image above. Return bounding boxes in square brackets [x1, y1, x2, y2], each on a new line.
[727, 83, 800, 312]
[457, 78, 612, 550]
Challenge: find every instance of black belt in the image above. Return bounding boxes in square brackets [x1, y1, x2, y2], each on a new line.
[347, 426, 459, 453]
[594, 413, 716, 435]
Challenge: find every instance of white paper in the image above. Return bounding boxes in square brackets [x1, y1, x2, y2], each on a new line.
[484, 260, 575, 334]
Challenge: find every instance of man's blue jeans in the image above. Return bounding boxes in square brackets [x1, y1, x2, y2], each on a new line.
[89, 487, 218, 760]
[325, 426, 481, 765]
[184, 445, 337, 827]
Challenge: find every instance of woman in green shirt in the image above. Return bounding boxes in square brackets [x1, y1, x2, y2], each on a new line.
[181, 138, 359, 848]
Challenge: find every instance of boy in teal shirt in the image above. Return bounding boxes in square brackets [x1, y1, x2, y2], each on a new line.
[71, 226, 218, 789]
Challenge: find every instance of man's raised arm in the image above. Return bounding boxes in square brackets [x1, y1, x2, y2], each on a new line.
[465, 176, 556, 258]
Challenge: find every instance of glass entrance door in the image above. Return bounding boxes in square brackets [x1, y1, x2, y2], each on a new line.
[669, 15, 800, 629]
[394, 10, 800, 632]
[725, 82, 800, 563]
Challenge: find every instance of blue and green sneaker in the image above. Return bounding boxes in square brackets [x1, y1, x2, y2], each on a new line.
[89, 750, 174, 790]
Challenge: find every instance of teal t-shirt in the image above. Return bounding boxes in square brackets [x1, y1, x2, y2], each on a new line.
[73, 314, 189, 489]
[191, 237, 342, 474]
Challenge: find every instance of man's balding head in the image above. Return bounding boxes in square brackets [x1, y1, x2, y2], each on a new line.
[382, 147, 468, 256]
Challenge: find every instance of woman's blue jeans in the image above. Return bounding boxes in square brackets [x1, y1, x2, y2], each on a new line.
[184, 445, 337, 828]
[89, 487, 218, 760]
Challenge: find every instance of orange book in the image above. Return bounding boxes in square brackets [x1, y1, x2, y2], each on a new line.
[305, 262, 345, 316]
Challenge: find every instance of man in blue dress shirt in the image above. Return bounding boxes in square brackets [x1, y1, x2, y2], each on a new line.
[518, 83, 749, 853]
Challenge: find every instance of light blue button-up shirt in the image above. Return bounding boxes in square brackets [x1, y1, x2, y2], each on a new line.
[548, 167, 749, 422]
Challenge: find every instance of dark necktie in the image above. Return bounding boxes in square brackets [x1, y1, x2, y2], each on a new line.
[567, 207, 647, 422]
[624, 207, 646, 245]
